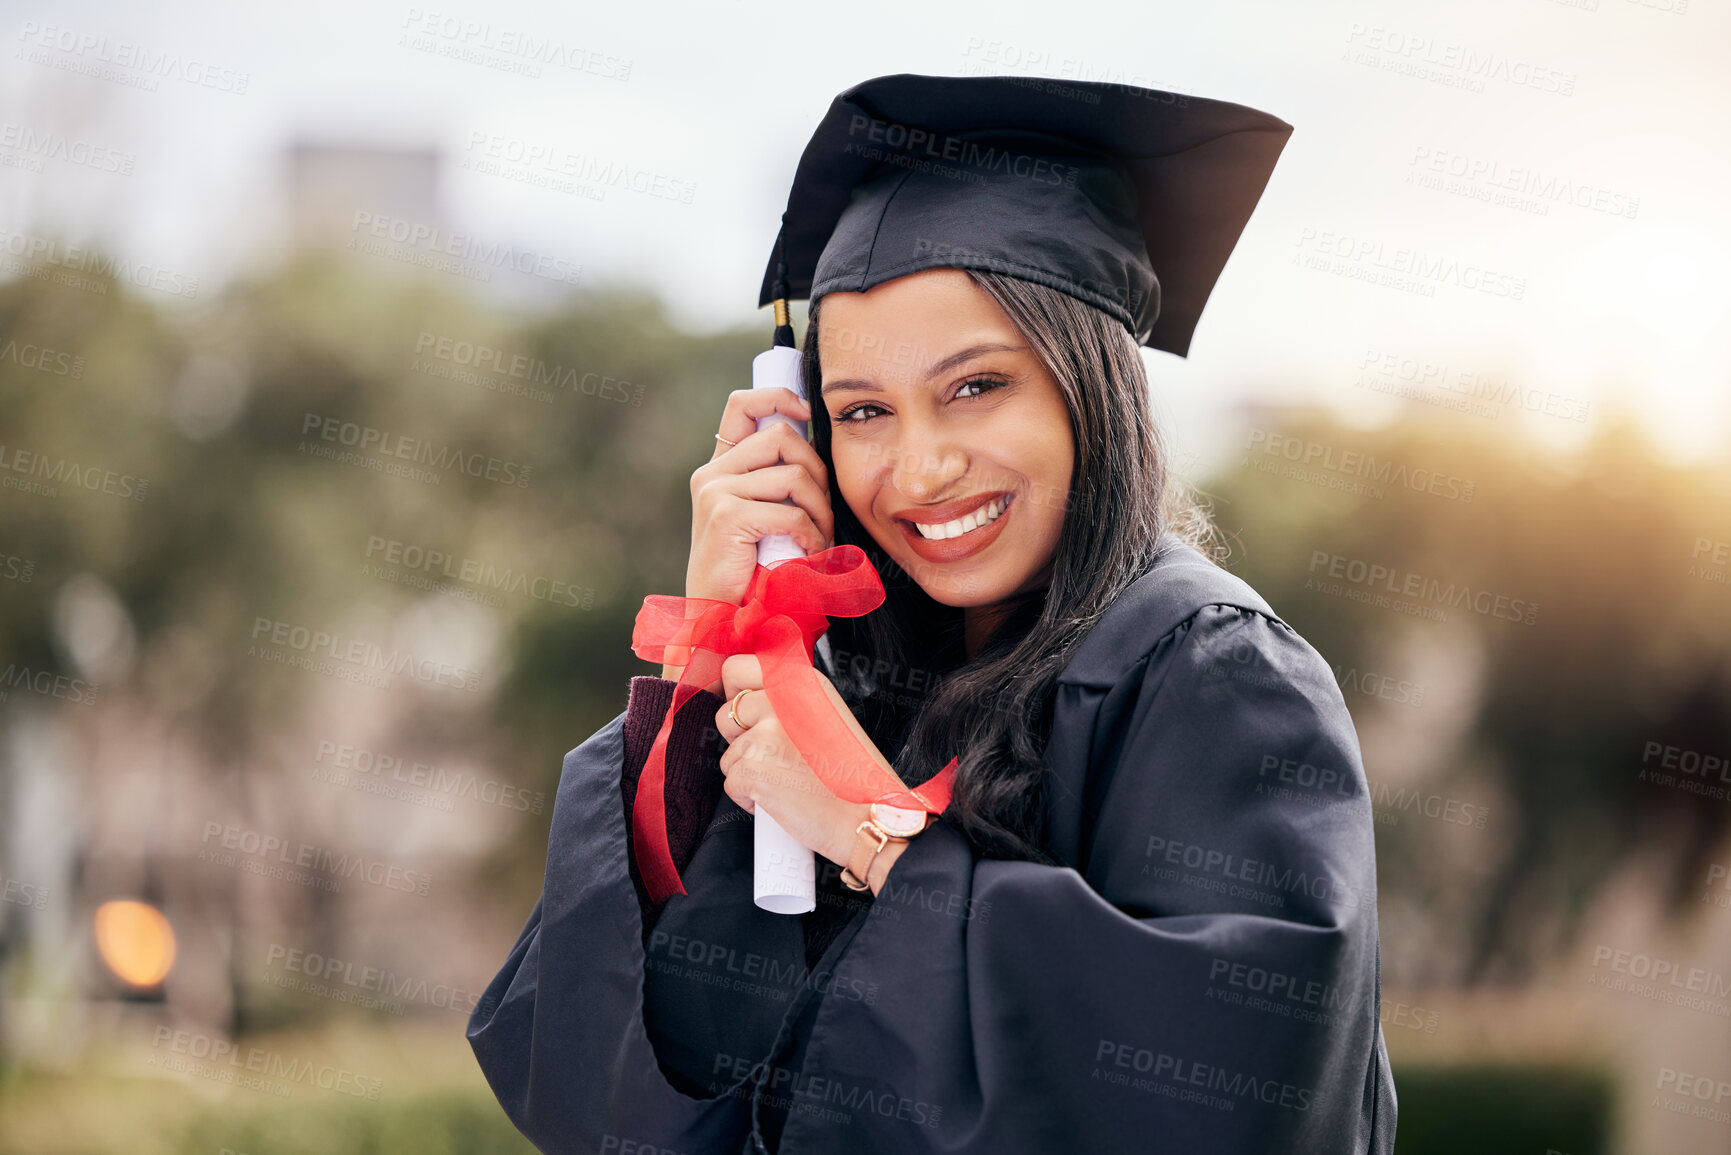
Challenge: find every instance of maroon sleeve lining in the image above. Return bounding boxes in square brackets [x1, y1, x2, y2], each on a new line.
[620, 676, 728, 935]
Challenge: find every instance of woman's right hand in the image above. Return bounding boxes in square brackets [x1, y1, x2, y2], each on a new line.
[661, 387, 835, 685]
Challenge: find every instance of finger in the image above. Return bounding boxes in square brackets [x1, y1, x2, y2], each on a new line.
[706, 421, 829, 493]
[718, 748, 755, 814]
[719, 654, 764, 701]
[708, 466, 834, 548]
[740, 724, 799, 779]
[694, 454, 833, 550]
[723, 780, 755, 815]
[714, 689, 763, 745]
[711, 388, 813, 461]
[709, 494, 830, 557]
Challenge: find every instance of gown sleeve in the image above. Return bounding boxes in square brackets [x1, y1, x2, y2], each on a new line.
[783, 604, 1398, 1154]
[466, 681, 789, 1155]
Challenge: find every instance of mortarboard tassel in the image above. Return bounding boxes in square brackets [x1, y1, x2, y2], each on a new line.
[771, 224, 797, 349]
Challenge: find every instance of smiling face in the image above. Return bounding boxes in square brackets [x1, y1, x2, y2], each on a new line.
[817, 268, 1075, 611]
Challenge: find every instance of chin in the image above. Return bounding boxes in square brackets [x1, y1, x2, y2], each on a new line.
[879, 537, 1040, 608]
[912, 573, 1004, 607]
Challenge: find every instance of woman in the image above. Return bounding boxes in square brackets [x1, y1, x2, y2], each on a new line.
[469, 74, 1397, 1154]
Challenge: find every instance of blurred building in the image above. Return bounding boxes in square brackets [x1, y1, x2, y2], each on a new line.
[285, 143, 441, 254]
[281, 139, 579, 307]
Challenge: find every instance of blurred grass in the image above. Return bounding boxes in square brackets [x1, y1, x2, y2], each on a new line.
[0, 1081, 535, 1155]
[176, 1095, 539, 1155]
[4, 1052, 1618, 1155]
[0, 1021, 535, 1155]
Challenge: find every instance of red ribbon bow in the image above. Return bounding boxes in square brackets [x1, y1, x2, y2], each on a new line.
[630, 545, 958, 904]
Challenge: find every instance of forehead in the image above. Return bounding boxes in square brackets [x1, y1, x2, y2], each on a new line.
[817, 269, 1021, 380]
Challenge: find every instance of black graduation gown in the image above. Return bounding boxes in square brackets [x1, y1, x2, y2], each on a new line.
[467, 535, 1399, 1154]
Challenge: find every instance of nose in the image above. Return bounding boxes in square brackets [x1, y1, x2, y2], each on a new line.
[888, 437, 968, 502]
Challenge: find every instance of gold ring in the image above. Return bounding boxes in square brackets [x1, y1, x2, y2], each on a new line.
[728, 687, 756, 728]
[715, 433, 738, 447]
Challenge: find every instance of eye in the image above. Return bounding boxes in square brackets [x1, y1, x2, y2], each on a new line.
[835, 401, 886, 423]
[955, 375, 1007, 400]
[833, 376, 1007, 425]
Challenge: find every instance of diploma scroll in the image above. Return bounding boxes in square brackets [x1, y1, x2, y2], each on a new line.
[750, 344, 818, 915]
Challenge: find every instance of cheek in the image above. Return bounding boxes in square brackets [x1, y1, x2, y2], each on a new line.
[989, 414, 1070, 488]
[1004, 430, 1073, 539]
[830, 445, 875, 520]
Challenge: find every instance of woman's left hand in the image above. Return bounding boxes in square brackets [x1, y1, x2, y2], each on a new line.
[715, 653, 900, 869]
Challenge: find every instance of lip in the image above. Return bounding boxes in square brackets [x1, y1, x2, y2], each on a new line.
[893, 491, 1014, 564]
[892, 490, 1011, 526]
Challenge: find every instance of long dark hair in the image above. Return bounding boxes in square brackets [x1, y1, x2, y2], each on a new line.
[805, 269, 1219, 863]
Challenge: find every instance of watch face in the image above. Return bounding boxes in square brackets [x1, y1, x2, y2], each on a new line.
[870, 802, 928, 838]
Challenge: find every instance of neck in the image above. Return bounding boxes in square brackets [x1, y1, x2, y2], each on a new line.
[961, 607, 988, 662]
[962, 600, 1017, 661]
[961, 567, 1053, 660]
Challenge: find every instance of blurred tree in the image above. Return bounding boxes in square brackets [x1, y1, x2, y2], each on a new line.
[1204, 404, 1731, 983]
[0, 254, 767, 1033]
[4, 259, 1729, 1006]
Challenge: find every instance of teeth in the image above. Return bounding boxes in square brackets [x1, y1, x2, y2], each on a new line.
[914, 495, 1008, 540]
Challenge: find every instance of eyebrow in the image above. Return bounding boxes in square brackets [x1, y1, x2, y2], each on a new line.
[819, 342, 1028, 397]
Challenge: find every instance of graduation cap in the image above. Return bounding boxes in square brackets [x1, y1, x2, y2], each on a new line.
[757, 73, 1294, 357]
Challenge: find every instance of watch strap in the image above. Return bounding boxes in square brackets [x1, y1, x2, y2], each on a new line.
[840, 818, 908, 892]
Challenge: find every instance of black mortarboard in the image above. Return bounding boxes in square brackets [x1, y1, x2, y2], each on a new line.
[758, 73, 1294, 357]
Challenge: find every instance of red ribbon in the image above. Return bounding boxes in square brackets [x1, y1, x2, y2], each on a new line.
[629, 545, 958, 904]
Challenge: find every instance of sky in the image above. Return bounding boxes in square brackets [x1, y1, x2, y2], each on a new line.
[2, 0, 1728, 473]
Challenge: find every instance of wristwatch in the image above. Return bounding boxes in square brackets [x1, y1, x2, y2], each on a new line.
[839, 803, 931, 892]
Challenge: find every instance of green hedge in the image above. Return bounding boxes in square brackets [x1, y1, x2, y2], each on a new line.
[39, 1064, 1616, 1154]
[1393, 1064, 1614, 1155]
[176, 1092, 536, 1155]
